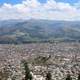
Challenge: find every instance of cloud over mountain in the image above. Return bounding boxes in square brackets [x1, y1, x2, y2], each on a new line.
[0, 0, 80, 20]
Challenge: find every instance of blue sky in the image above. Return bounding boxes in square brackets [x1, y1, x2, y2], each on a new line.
[0, 0, 22, 4]
[0, 0, 79, 5]
[55, 0, 79, 4]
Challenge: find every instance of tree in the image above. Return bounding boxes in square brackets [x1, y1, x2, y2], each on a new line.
[22, 60, 32, 80]
[66, 74, 72, 80]
[77, 73, 80, 80]
[46, 72, 52, 80]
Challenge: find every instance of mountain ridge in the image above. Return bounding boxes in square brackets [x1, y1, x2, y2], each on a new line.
[0, 19, 80, 44]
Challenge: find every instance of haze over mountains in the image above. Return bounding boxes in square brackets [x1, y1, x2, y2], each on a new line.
[0, 19, 80, 44]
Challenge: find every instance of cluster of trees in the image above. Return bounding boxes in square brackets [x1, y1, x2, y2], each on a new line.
[22, 60, 52, 80]
[0, 60, 80, 80]
[22, 60, 80, 80]
[66, 73, 80, 80]
[66, 74, 72, 80]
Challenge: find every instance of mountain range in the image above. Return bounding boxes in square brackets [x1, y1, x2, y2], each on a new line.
[0, 19, 80, 44]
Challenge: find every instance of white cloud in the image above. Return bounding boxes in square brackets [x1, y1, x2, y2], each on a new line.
[0, 0, 80, 20]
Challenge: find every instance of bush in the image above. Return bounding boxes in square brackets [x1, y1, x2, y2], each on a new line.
[78, 73, 80, 80]
[46, 72, 52, 80]
[66, 74, 72, 80]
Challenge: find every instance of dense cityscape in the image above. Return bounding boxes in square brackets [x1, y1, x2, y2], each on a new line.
[0, 42, 80, 80]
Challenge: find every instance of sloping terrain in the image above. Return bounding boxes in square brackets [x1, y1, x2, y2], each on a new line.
[0, 19, 80, 43]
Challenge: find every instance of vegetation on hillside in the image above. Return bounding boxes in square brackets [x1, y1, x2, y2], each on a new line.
[0, 20, 80, 44]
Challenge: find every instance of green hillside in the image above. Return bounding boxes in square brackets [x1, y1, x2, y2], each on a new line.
[0, 19, 80, 44]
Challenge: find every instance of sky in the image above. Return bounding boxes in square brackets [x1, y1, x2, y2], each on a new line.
[0, 0, 79, 5]
[0, 0, 80, 20]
